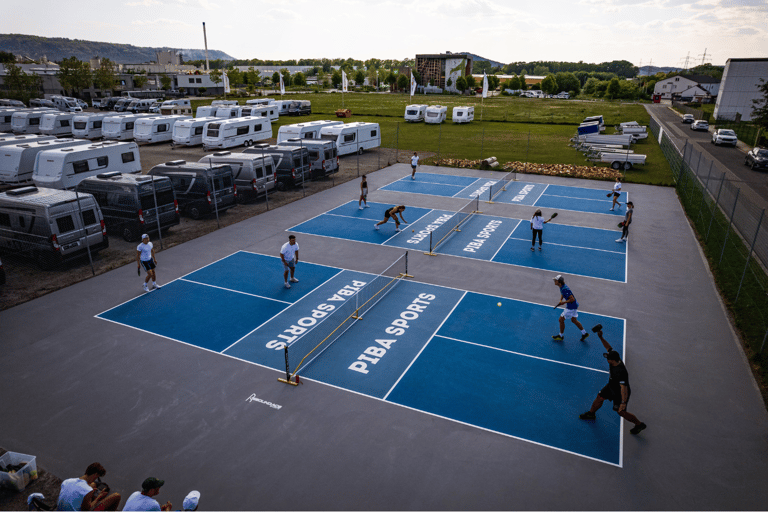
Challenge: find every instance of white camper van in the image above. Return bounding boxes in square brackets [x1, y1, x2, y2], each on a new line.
[33, 141, 142, 189]
[319, 122, 381, 156]
[11, 109, 55, 134]
[49, 95, 83, 113]
[452, 106, 475, 124]
[276, 120, 343, 144]
[159, 99, 192, 116]
[404, 105, 428, 122]
[202, 117, 272, 150]
[0, 138, 92, 185]
[240, 105, 279, 122]
[197, 152, 276, 199]
[171, 116, 219, 147]
[102, 113, 153, 140]
[133, 115, 190, 144]
[72, 113, 110, 139]
[40, 112, 75, 136]
[245, 98, 275, 106]
[425, 105, 447, 124]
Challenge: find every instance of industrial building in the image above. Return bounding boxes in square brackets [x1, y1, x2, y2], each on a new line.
[713, 58, 768, 122]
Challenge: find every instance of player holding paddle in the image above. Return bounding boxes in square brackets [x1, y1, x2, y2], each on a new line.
[608, 177, 622, 211]
[551, 274, 589, 342]
[530, 210, 557, 251]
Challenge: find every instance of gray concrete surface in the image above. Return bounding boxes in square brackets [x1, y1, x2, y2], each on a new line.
[2, 164, 768, 510]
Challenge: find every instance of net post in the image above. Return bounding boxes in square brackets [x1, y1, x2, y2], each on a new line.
[403, 250, 414, 278]
[424, 231, 437, 256]
[277, 346, 299, 386]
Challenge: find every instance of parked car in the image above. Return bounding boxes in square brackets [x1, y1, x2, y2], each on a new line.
[691, 120, 709, 131]
[682, 114, 695, 124]
[711, 129, 738, 147]
[744, 147, 768, 171]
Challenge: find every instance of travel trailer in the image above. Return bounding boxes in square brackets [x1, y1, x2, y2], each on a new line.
[0, 138, 91, 185]
[0, 134, 56, 147]
[133, 115, 190, 144]
[202, 117, 272, 150]
[33, 141, 142, 189]
[425, 105, 447, 124]
[11, 109, 56, 134]
[171, 116, 219, 147]
[404, 105, 427, 122]
[101, 113, 153, 140]
[71, 113, 110, 139]
[240, 105, 279, 122]
[319, 122, 381, 156]
[214, 106, 243, 119]
[159, 99, 192, 116]
[452, 106, 474, 124]
[245, 98, 275, 106]
[39, 112, 75, 136]
[276, 120, 342, 143]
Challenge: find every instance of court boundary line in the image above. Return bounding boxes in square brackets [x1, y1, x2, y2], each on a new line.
[505, 236, 626, 255]
[491, 220, 521, 260]
[178, 277, 294, 304]
[287, 200, 435, 234]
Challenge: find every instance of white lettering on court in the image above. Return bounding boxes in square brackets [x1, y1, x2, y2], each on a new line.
[464, 220, 502, 252]
[469, 180, 497, 198]
[407, 214, 453, 244]
[246, 394, 282, 410]
[512, 184, 535, 202]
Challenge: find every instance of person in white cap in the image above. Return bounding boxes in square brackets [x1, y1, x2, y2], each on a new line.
[183, 490, 200, 511]
[136, 234, 160, 292]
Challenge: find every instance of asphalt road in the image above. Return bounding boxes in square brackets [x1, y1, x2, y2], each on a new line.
[645, 103, 768, 210]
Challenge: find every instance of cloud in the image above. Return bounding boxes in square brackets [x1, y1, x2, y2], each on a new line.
[132, 18, 197, 27]
[125, 0, 163, 6]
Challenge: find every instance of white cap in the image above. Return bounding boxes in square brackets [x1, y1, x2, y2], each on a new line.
[183, 490, 200, 511]
[553, 274, 563, 283]
[141, 234, 149, 239]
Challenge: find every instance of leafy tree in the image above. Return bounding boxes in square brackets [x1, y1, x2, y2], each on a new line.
[386, 72, 397, 88]
[331, 70, 342, 88]
[293, 72, 306, 87]
[582, 77, 600, 95]
[397, 74, 408, 91]
[92, 58, 117, 92]
[209, 69, 222, 87]
[160, 75, 172, 90]
[751, 79, 768, 131]
[488, 75, 500, 90]
[466, 74, 476, 89]
[508, 75, 520, 90]
[555, 72, 580, 95]
[281, 69, 291, 87]
[540, 74, 558, 95]
[272, 71, 280, 88]
[56, 56, 91, 96]
[446, 77, 453, 88]
[456, 76, 467, 92]
[198, 87, 207, 95]
[533, 65, 550, 76]
[227, 67, 243, 87]
[606, 78, 621, 99]
[3, 62, 42, 102]
[367, 68, 378, 88]
[412, 70, 421, 84]
[132, 75, 147, 89]
[0, 51, 15, 64]
[519, 74, 527, 91]
[354, 70, 365, 86]
[246, 67, 261, 86]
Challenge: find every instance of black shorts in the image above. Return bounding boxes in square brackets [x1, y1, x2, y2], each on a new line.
[599, 385, 630, 411]
[613, 192, 621, 197]
[141, 259, 156, 272]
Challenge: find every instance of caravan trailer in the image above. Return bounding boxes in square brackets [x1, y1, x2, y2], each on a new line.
[0, 138, 92, 185]
[197, 152, 276, 200]
[11, 109, 55, 134]
[0, 186, 108, 269]
[276, 120, 343, 143]
[240, 105, 279, 122]
[211, 100, 238, 107]
[274, 101, 291, 116]
[72, 113, 110, 139]
[33, 141, 142, 189]
[102, 113, 153, 140]
[40, 112, 75, 136]
[245, 98, 275, 106]
[133, 115, 190, 144]
[202, 117, 272, 150]
[159, 99, 192, 116]
[214, 106, 243, 119]
[452, 106, 474, 123]
[0, 134, 56, 147]
[425, 105, 447, 124]
[172, 116, 219, 147]
[319, 122, 381, 156]
[404, 105, 427, 122]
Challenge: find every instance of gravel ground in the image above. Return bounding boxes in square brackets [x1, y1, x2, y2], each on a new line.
[0, 448, 62, 511]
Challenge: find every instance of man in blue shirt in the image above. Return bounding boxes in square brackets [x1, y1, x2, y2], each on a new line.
[552, 275, 589, 341]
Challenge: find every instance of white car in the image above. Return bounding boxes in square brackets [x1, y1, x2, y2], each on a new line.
[711, 129, 738, 147]
[682, 114, 695, 124]
[691, 120, 709, 131]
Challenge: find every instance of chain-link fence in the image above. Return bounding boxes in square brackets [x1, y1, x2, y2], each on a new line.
[649, 115, 768, 354]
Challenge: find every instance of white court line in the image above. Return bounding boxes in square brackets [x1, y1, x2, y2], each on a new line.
[525, 183, 550, 205]
[505, 236, 626, 255]
[178, 278, 293, 304]
[433, 334, 609, 374]
[491, 219, 522, 261]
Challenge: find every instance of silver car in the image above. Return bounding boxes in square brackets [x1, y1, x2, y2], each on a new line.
[711, 129, 738, 147]
[691, 120, 709, 131]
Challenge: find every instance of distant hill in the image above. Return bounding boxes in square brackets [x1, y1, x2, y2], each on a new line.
[0, 33, 234, 64]
[637, 66, 682, 76]
[461, 52, 505, 69]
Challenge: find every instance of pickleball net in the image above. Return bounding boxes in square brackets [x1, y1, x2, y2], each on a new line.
[278, 251, 411, 386]
[487, 170, 516, 203]
[424, 194, 480, 256]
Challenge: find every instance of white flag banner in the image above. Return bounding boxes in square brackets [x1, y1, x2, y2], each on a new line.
[223, 71, 230, 93]
[342, 70, 348, 92]
[410, 73, 417, 96]
[279, 73, 285, 95]
[482, 72, 488, 99]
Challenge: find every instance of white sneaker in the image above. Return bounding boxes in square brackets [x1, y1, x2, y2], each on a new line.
[396, 228, 401, 232]
[143, 284, 149, 292]
[290, 278, 299, 283]
[411, 176, 415, 180]
[359, 206, 364, 210]
[364, 204, 370, 208]
[609, 208, 614, 211]
[152, 282, 161, 289]
[374, 224, 379, 230]
[285, 282, 291, 289]
[615, 238, 625, 243]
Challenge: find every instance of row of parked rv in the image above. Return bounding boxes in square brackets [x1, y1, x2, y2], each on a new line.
[570, 115, 648, 170]
[404, 105, 475, 124]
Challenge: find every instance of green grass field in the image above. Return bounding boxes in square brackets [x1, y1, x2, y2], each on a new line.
[192, 93, 674, 186]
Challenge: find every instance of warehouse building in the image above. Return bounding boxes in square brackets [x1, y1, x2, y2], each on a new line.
[713, 58, 768, 121]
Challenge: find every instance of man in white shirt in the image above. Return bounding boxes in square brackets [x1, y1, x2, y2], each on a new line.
[122, 477, 171, 511]
[411, 152, 419, 179]
[136, 234, 160, 292]
[56, 462, 121, 511]
[280, 235, 300, 289]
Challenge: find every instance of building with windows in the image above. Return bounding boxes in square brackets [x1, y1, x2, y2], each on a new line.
[713, 58, 768, 122]
[653, 74, 720, 101]
[415, 53, 473, 93]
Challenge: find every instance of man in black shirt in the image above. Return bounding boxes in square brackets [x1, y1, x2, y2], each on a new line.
[579, 326, 647, 435]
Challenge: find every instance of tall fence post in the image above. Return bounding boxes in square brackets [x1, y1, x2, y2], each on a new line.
[735, 209, 765, 304]
[707, 173, 726, 241]
[718, 188, 740, 265]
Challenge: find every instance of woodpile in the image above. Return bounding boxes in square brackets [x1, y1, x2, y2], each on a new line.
[433, 159, 622, 179]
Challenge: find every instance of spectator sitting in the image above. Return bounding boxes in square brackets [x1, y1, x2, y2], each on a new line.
[122, 478, 171, 512]
[182, 491, 200, 511]
[56, 462, 121, 511]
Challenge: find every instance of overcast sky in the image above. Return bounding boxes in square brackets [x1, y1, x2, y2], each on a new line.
[2, 0, 766, 68]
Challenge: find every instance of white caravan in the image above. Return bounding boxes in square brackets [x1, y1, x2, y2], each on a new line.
[159, 99, 192, 116]
[11, 109, 56, 134]
[277, 120, 343, 143]
[214, 106, 243, 119]
[273, 101, 291, 116]
[133, 115, 190, 144]
[245, 98, 275, 106]
[240, 105, 279, 122]
[211, 100, 238, 107]
[33, 141, 142, 189]
[425, 105, 448, 124]
[202, 117, 272, 150]
[0, 134, 56, 147]
[101, 113, 153, 140]
[452, 106, 475, 123]
[40, 112, 75, 136]
[72, 113, 110, 139]
[404, 104, 427, 122]
[0, 138, 91, 185]
[319, 122, 381, 156]
[196, 105, 220, 118]
[171, 116, 219, 147]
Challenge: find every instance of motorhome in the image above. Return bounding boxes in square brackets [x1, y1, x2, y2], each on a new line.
[101, 113, 153, 140]
[114, 98, 133, 112]
[159, 99, 192, 116]
[277, 138, 339, 179]
[148, 161, 237, 219]
[127, 99, 159, 113]
[0, 99, 25, 107]
[452, 106, 474, 123]
[214, 106, 243, 119]
[133, 115, 190, 144]
[11, 109, 55, 134]
[75, 172, 180, 241]
[522, 90, 545, 98]
[287, 100, 311, 116]
[425, 105, 447, 124]
[240, 105, 279, 122]
[0, 134, 56, 147]
[39, 112, 75, 136]
[276, 120, 342, 143]
[0, 186, 108, 269]
[48, 95, 83, 113]
[71, 113, 110, 139]
[202, 117, 272, 150]
[33, 141, 142, 189]
[404, 104, 427, 122]
[243, 144, 311, 191]
[245, 98, 275, 106]
[197, 152, 276, 200]
[0, 138, 91, 185]
[171, 116, 219, 147]
[99, 97, 121, 111]
[30, 98, 57, 109]
[319, 122, 381, 156]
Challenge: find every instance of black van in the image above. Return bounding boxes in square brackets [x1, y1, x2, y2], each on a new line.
[99, 97, 120, 111]
[287, 100, 311, 116]
[76, 172, 180, 242]
[243, 145, 310, 191]
[148, 161, 237, 219]
[277, 138, 338, 179]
